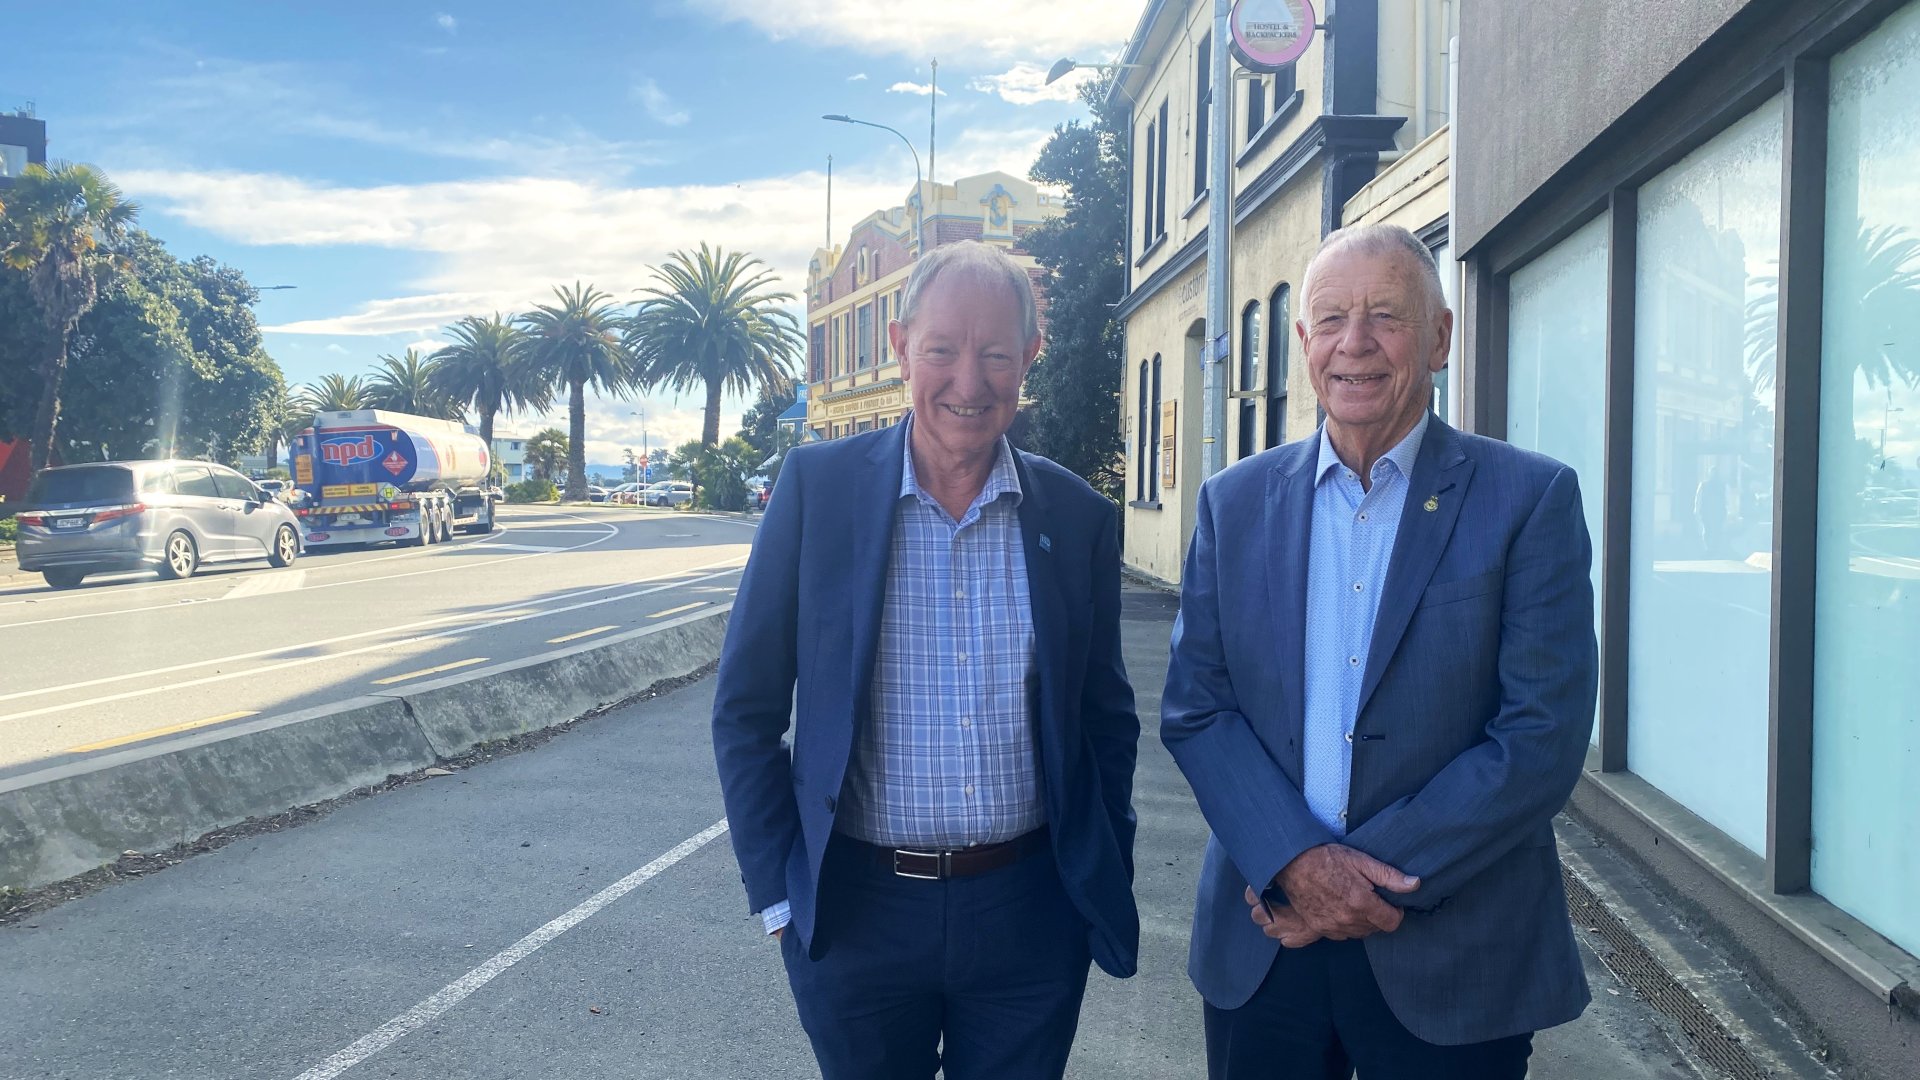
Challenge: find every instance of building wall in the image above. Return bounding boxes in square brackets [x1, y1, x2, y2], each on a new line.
[1454, 0, 1920, 1069]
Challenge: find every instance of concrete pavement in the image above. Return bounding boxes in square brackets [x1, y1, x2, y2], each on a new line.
[0, 586, 1747, 1078]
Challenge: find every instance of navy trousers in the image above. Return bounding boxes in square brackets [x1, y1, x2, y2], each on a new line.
[780, 834, 1092, 1080]
[1203, 938, 1534, 1080]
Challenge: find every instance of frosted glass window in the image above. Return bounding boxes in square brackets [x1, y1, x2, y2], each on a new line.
[1507, 213, 1609, 745]
[1628, 98, 1782, 855]
[1812, 0, 1920, 958]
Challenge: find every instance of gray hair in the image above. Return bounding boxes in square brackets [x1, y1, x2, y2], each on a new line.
[1302, 223, 1448, 321]
[896, 240, 1041, 343]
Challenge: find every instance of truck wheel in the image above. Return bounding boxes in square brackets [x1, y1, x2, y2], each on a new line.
[159, 531, 199, 580]
[268, 525, 299, 568]
[438, 513, 454, 543]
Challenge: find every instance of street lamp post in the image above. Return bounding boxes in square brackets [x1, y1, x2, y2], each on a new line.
[823, 114, 924, 254]
[631, 408, 650, 483]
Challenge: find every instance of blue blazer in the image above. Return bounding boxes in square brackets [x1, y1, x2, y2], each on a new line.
[712, 421, 1141, 978]
[1162, 417, 1597, 1045]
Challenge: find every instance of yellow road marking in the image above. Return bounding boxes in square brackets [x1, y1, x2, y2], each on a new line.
[648, 602, 707, 619]
[547, 625, 618, 644]
[373, 657, 489, 685]
[69, 710, 259, 754]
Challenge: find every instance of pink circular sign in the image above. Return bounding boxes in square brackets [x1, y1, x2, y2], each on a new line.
[1231, 0, 1316, 71]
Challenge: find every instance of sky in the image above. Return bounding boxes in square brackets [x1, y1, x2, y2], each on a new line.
[4, 1, 1138, 467]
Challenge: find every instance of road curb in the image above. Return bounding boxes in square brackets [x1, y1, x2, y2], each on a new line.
[0, 605, 732, 891]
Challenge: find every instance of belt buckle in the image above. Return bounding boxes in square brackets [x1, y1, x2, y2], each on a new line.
[892, 848, 949, 880]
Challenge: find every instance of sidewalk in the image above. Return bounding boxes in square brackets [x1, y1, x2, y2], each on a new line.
[1090, 584, 1810, 1079]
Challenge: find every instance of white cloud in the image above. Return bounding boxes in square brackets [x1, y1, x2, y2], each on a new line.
[970, 61, 1094, 105]
[698, 0, 1136, 61]
[325, 343, 349, 355]
[435, 12, 457, 32]
[886, 81, 946, 97]
[847, 73, 868, 82]
[633, 79, 691, 127]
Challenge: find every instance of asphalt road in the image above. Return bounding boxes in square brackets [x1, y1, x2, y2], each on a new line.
[0, 505, 753, 779]
[0, 589, 1703, 1080]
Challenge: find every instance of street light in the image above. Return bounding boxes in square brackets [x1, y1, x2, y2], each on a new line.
[1043, 58, 1145, 86]
[823, 113, 924, 253]
[631, 408, 650, 483]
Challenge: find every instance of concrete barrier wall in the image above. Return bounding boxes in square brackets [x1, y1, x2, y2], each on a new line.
[0, 606, 731, 892]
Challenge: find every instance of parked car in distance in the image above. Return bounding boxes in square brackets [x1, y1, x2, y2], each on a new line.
[586, 485, 611, 503]
[256, 478, 289, 501]
[646, 481, 695, 508]
[608, 482, 646, 505]
[12, 460, 303, 589]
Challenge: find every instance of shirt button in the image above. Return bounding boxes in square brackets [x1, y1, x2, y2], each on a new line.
[1339, 810, 1348, 822]
[1352, 582, 1363, 592]
[960, 717, 972, 729]
[1345, 731, 1355, 743]
[1358, 511, 1368, 521]
[954, 587, 966, 599]
[964, 784, 975, 796]
[957, 652, 968, 663]
[1348, 656, 1360, 667]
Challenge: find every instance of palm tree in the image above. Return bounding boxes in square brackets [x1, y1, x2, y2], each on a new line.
[626, 244, 803, 446]
[518, 283, 637, 501]
[524, 427, 569, 484]
[366, 347, 461, 418]
[429, 314, 551, 475]
[0, 162, 139, 472]
[298, 373, 373, 414]
[266, 386, 311, 472]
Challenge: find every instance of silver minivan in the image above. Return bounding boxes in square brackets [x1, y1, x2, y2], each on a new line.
[12, 460, 303, 589]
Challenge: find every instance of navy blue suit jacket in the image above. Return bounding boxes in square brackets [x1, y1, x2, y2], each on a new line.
[1163, 417, 1597, 1045]
[712, 421, 1141, 978]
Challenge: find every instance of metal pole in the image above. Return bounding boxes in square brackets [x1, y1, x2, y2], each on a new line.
[1201, 0, 1233, 481]
[822, 115, 923, 254]
[826, 154, 833, 251]
[929, 58, 938, 187]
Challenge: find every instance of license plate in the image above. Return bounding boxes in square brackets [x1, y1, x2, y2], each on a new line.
[53, 517, 85, 530]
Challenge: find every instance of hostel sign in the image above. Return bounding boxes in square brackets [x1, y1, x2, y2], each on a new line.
[1230, 0, 1316, 71]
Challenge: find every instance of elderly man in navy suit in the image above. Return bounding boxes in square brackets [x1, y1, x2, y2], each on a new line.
[1163, 224, 1599, 1079]
[712, 240, 1140, 1080]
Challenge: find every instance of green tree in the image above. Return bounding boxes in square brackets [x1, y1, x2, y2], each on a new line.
[627, 244, 802, 447]
[519, 283, 636, 501]
[524, 427, 569, 484]
[429, 314, 551, 476]
[1019, 75, 1127, 501]
[737, 380, 798, 458]
[299, 373, 373, 413]
[269, 385, 312, 471]
[0, 162, 139, 472]
[367, 347, 461, 418]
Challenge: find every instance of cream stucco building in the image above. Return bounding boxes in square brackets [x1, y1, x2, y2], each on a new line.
[1112, 0, 1458, 583]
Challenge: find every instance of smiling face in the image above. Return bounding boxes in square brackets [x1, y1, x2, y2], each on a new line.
[1297, 245, 1453, 451]
[890, 266, 1041, 467]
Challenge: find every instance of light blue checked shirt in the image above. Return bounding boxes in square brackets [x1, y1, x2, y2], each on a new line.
[761, 417, 1042, 934]
[1302, 412, 1429, 837]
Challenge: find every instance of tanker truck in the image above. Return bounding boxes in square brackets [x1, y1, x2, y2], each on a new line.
[290, 410, 498, 549]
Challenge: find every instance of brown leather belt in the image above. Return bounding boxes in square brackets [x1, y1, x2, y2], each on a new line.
[850, 829, 1050, 880]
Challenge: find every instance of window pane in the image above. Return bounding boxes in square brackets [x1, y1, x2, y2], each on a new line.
[174, 466, 219, 498]
[1628, 96, 1783, 855]
[1240, 302, 1260, 390]
[1507, 213, 1609, 745]
[1813, 0, 1920, 958]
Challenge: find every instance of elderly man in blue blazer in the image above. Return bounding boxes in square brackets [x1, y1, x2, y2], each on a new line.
[1163, 224, 1598, 1079]
[712, 240, 1140, 1080]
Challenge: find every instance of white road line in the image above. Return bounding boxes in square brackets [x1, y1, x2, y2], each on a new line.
[226, 570, 307, 599]
[475, 543, 564, 553]
[290, 819, 730, 1080]
[0, 516, 621, 632]
[0, 557, 744, 709]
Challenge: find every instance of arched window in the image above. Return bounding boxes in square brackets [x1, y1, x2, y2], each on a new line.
[1266, 284, 1291, 449]
[1150, 355, 1164, 495]
[1238, 300, 1262, 460]
[1136, 361, 1150, 502]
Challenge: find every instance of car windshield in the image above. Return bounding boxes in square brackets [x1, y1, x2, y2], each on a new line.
[24, 466, 136, 506]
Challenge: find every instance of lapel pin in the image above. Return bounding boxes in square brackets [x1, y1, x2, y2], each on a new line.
[1423, 495, 1440, 512]
[1039, 534, 1052, 553]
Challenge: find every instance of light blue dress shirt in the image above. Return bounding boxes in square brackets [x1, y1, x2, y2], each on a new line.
[761, 417, 1041, 934]
[1301, 412, 1430, 837]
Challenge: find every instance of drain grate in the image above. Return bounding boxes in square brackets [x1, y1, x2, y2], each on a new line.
[1562, 866, 1774, 1080]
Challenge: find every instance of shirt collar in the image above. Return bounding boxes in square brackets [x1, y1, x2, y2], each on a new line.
[1315, 410, 1431, 488]
[899, 412, 1024, 508]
